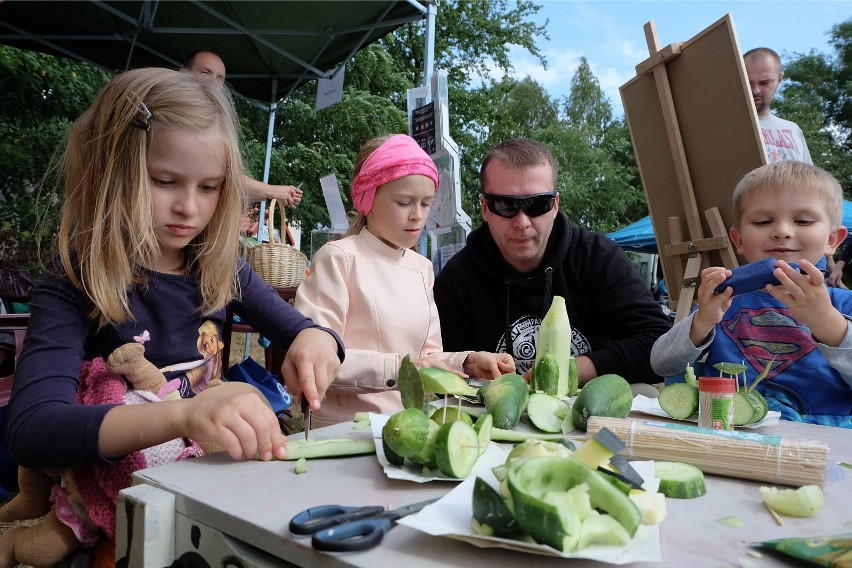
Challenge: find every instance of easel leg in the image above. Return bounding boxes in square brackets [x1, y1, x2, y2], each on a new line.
[675, 254, 703, 324]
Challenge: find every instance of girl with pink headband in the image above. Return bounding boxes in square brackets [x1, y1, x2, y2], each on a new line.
[295, 134, 515, 427]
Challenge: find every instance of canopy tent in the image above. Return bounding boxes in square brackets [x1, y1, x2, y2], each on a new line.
[0, 0, 434, 231]
[608, 199, 852, 253]
[0, 1, 429, 103]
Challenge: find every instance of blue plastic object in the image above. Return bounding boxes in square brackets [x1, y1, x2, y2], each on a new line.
[714, 257, 800, 296]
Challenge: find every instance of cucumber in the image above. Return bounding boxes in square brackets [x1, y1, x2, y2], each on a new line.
[419, 367, 477, 396]
[759, 485, 823, 517]
[473, 413, 493, 456]
[409, 419, 440, 469]
[472, 477, 520, 536]
[531, 353, 560, 395]
[658, 383, 698, 419]
[430, 404, 474, 426]
[508, 456, 641, 551]
[482, 373, 530, 430]
[654, 461, 707, 499]
[435, 420, 480, 478]
[398, 354, 426, 411]
[526, 393, 570, 433]
[382, 408, 429, 458]
[281, 439, 376, 460]
[732, 391, 757, 425]
[382, 437, 404, 466]
[491, 428, 568, 443]
[738, 389, 768, 424]
[533, 296, 576, 397]
[571, 374, 633, 431]
[294, 457, 308, 474]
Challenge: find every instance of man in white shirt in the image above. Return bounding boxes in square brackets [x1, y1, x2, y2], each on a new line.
[744, 47, 812, 165]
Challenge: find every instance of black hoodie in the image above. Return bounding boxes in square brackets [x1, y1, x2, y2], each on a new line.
[434, 212, 671, 383]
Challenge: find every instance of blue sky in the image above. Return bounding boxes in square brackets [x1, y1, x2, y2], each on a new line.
[498, 1, 851, 117]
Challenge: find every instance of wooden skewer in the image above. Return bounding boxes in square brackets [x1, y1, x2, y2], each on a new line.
[763, 501, 784, 526]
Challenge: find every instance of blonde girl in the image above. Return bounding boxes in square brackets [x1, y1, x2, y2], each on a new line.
[8, 68, 341, 501]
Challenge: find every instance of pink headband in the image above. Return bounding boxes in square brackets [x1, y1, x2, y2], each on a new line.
[351, 134, 439, 216]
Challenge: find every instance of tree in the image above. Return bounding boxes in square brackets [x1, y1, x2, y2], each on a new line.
[563, 57, 613, 147]
[0, 46, 109, 271]
[779, 18, 852, 196]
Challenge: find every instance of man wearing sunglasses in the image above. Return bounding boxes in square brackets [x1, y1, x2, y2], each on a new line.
[434, 138, 671, 386]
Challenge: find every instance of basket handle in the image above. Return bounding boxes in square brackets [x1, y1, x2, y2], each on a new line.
[266, 199, 287, 243]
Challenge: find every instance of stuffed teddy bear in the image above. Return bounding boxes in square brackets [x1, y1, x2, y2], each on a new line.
[0, 343, 271, 568]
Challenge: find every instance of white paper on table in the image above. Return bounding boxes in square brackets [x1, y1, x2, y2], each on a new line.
[398, 460, 662, 563]
[370, 413, 508, 483]
[631, 394, 780, 428]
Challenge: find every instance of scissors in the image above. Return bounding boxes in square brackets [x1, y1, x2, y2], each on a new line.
[288, 498, 439, 552]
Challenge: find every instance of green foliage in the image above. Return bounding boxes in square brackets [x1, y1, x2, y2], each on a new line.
[0, 46, 109, 273]
[3, 8, 849, 276]
[778, 18, 852, 197]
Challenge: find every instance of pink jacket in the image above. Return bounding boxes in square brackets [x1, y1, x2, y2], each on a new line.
[294, 228, 470, 427]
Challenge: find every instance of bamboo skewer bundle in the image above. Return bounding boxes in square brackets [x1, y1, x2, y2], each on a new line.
[587, 416, 830, 487]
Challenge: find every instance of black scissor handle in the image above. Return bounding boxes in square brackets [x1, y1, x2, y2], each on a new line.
[311, 517, 392, 552]
[289, 505, 385, 535]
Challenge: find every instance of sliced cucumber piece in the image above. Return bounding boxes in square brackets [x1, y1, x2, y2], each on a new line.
[435, 420, 480, 478]
[472, 477, 520, 536]
[294, 457, 308, 474]
[491, 428, 568, 443]
[473, 413, 493, 456]
[282, 439, 376, 460]
[759, 485, 823, 517]
[526, 393, 571, 433]
[409, 419, 441, 469]
[431, 404, 473, 426]
[398, 354, 426, 411]
[419, 367, 471, 395]
[654, 461, 707, 499]
[733, 391, 760, 426]
[658, 383, 699, 419]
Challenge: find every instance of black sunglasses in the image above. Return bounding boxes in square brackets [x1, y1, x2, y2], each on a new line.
[483, 191, 557, 218]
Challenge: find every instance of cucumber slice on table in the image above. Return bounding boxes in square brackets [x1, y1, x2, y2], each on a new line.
[658, 383, 698, 419]
[435, 420, 480, 478]
[526, 393, 571, 433]
[654, 461, 707, 499]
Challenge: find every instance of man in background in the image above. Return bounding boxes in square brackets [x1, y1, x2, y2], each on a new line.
[744, 47, 812, 164]
[186, 51, 303, 208]
[434, 138, 671, 387]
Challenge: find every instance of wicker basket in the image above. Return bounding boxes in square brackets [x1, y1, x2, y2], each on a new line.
[247, 199, 307, 288]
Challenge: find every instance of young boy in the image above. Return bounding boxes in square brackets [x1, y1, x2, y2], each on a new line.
[651, 161, 852, 427]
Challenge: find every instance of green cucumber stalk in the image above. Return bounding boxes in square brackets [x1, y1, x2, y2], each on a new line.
[533, 296, 576, 397]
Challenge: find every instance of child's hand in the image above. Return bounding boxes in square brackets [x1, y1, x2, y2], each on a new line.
[183, 391, 288, 461]
[690, 266, 733, 345]
[281, 328, 341, 411]
[767, 259, 849, 346]
[464, 352, 516, 380]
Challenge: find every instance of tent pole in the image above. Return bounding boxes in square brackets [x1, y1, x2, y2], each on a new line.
[423, 1, 436, 79]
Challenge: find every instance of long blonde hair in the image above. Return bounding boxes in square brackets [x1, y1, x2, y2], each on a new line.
[57, 67, 245, 326]
[345, 135, 393, 237]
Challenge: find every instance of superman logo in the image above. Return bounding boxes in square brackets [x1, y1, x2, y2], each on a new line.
[719, 307, 816, 379]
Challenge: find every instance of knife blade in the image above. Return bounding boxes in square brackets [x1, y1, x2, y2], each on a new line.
[301, 399, 311, 442]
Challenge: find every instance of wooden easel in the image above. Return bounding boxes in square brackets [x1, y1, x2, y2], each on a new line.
[620, 14, 766, 323]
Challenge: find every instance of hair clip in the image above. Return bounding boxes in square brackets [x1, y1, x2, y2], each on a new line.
[128, 95, 152, 132]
